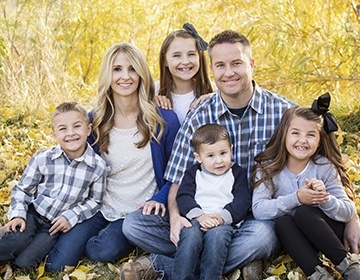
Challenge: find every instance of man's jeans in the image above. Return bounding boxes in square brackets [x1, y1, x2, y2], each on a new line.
[0, 209, 59, 268]
[123, 210, 280, 278]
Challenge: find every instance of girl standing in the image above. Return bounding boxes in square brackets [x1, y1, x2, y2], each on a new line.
[155, 23, 214, 123]
[252, 95, 360, 280]
[46, 42, 180, 271]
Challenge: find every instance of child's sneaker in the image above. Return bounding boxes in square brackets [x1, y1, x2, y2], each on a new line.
[309, 265, 334, 280]
[336, 252, 360, 280]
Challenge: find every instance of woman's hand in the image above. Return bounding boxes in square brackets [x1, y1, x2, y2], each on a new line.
[138, 200, 166, 216]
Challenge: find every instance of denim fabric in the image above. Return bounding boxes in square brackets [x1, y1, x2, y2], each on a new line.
[0, 210, 59, 268]
[123, 210, 176, 255]
[172, 220, 233, 280]
[46, 211, 106, 271]
[85, 214, 135, 263]
[123, 210, 281, 277]
[46, 211, 135, 271]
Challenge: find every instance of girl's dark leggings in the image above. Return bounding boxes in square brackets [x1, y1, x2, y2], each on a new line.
[275, 205, 347, 276]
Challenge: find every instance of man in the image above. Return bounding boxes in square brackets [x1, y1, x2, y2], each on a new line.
[123, 30, 360, 280]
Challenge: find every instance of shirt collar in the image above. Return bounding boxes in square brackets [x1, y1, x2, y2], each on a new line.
[51, 143, 97, 168]
[248, 81, 264, 115]
[213, 80, 264, 115]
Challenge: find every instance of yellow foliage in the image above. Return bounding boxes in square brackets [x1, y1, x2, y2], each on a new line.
[4, 160, 17, 170]
[37, 261, 45, 280]
[15, 276, 31, 280]
[0, 171, 6, 184]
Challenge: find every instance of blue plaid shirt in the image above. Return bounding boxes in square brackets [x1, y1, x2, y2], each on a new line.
[164, 82, 295, 186]
[9, 143, 107, 228]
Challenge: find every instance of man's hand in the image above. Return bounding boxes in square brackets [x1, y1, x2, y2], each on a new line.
[169, 213, 191, 246]
[138, 200, 166, 216]
[3, 217, 26, 233]
[344, 213, 360, 254]
[49, 216, 71, 235]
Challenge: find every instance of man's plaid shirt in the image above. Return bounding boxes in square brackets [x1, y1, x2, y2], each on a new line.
[164, 82, 295, 186]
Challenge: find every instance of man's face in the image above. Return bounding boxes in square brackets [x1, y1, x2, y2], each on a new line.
[211, 42, 254, 101]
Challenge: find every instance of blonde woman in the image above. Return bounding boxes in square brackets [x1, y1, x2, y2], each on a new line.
[46, 42, 180, 271]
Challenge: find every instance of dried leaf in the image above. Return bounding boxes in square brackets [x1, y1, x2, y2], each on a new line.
[3, 264, 12, 280]
[15, 276, 31, 280]
[37, 261, 45, 279]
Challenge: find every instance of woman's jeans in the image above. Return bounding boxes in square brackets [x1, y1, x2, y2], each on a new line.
[46, 211, 134, 271]
[0, 207, 59, 268]
[173, 220, 233, 280]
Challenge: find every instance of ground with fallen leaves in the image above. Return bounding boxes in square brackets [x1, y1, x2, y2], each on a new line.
[0, 110, 359, 280]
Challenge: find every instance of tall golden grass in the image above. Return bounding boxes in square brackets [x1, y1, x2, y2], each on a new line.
[1, 0, 359, 116]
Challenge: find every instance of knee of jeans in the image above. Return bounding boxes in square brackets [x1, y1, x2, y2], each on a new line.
[14, 255, 39, 269]
[122, 211, 140, 238]
[86, 245, 118, 263]
[255, 222, 280, 256]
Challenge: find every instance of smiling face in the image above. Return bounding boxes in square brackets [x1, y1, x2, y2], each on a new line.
[165, 37, 200, 86]
[52, 111, 91, 159]
[111, 52, 140, 98]
[194, 140, 232, 175]
[211, 42, 254, 107]
[285, 116, 321, 167]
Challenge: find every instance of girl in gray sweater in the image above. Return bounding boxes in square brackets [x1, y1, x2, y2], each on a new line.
[252, 98, 360, 280]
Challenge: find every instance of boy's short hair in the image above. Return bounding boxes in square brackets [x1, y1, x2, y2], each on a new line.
[51, 102, 89, 128]
[192, 124, 231, 152]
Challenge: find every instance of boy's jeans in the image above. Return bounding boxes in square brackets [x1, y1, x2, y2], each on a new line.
[173, 220, 233, 279]
[0, 207, 59, 268]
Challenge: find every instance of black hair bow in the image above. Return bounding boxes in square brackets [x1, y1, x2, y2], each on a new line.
[311, 92, 339, 133]
[183, 22, 208, 51]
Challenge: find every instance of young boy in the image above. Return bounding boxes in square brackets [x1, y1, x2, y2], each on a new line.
[174, 123, 252, 279]
[0, 102, 107, 268]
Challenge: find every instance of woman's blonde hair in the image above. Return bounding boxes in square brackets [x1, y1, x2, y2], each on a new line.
[93, 42, 164, 154]
[253, 106, 355, 201]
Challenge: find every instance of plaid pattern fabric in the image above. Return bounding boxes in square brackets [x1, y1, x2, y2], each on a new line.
[164, 82, 295, 185]
[9, 144, 107, 228]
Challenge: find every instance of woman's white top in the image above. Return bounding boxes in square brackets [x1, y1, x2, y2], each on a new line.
[100, 126, 157, 221]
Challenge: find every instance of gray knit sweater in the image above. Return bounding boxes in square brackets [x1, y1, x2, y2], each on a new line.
[252, 156, 355, 222]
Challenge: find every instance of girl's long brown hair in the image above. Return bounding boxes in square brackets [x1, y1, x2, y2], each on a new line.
[253, 106, 355, 201]
[158, 30, 213, 105]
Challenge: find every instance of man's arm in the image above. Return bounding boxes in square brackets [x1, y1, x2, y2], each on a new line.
[344, 212, 360, 253]
[168, 183, 191, 246]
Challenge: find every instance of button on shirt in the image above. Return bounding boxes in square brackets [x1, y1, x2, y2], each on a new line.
[164, 81, 295, 185]
[9, 143, 107, 228]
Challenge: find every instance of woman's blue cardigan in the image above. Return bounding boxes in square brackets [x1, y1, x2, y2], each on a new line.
[88, 108, 180, 205]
